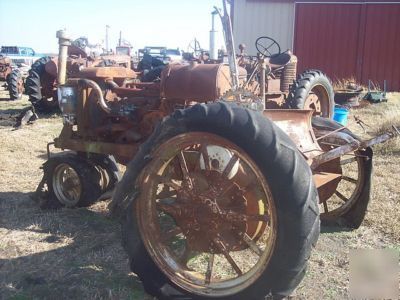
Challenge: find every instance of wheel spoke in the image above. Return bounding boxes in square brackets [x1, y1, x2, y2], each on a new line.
[323, 200, 329, 213]
[222, 154, 239, 177]
[213, 238, 242, 276]
[178, 151, 193, 188]
[162, 226, 183, 242]
[242, 233, 263, 256]
[200, 145, 211, 170]
[156, 202, 181, 217]
[222, 209, 269, 223]
[342, 176, 357, 184]
[341, 156, 358, 165]
[153, 175, 181, 191]
[157, 188, 177, 199]
[335, 190, 349, 202]
[205, 253, 215, 284]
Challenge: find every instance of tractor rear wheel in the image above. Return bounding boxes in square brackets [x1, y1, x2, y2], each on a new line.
[288, 70, 334, 118]
[7, 69, 24, 100]
[119, 102, 320, 299]
[25, 56, 58, 112]
[312, 117, 373, 228]
[39, 153, 102, 209]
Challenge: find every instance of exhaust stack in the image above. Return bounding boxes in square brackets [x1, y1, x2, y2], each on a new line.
[56, 30, 71, 85]
[209, 10, 219, 60]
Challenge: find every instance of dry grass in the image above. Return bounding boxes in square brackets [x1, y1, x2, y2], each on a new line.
[0, 88, 399, 299]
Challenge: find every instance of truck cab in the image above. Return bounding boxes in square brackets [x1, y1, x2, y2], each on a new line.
[0, 46, 40, 67]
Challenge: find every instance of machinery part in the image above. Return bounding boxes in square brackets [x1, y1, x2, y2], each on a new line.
[161, 63, 234, 102]
[216, 1, 240, 91]
[312, 117, 373, 228]
[56, 30, 72, 85]
[288, 70, 334, 118]
[221, 87, 264, 111]
[25, 56, 58, 112]
[7, 69, 24, 100]
[120, 102, 319, 299]
[280, 55, 297, 93]
[66, 78, 111, 113]
[39, 153, 102, 209]
[255, 36, 281, 58]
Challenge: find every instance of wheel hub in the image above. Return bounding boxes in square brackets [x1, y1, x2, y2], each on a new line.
[166, 170, 247, 253]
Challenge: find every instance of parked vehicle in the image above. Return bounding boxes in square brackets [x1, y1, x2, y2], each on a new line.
[24, 37, 132, 112]
[34, 2, 398, 300]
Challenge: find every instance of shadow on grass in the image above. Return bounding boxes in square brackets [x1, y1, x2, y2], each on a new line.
[320, 224, 353, 234]
[0, 191, 149, 300]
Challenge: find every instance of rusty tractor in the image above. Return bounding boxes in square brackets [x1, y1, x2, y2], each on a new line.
[234, 37, 335, 119]
[0, 56, 24, 100]
[34, 3, 398, 300]
[25, 37, 132, 112]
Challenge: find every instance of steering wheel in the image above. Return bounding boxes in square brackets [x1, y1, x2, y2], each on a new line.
[255, 36, 281, 58]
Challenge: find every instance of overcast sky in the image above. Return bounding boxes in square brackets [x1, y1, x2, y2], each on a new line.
[0, 0, 225, 54]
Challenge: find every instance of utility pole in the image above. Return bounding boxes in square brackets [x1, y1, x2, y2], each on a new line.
[119, 30, 122, 46]
[106, 25, 110, 53]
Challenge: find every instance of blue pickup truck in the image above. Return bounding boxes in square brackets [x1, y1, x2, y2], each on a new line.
[0, 46, 43, 100]
[0, 46, 42, 67]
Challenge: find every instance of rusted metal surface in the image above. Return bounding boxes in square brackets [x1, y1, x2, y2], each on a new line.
[0, 57, 12, 81]
[263, 109, 322, 159]
[76, 67, 137, 80]
[160, 63, 233, 102]
[280, 55, 297, 93]
[136, 132, 277, 296]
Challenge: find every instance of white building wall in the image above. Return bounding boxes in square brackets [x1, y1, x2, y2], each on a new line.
[233, 0, 295, 56]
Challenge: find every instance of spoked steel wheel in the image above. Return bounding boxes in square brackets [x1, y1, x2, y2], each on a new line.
[137, 133, 277, 297]
[319, 154, 365, 219]
[312, 116, 373, 228]
[121, 103, 319, 299]
[52, 163, 82, 207]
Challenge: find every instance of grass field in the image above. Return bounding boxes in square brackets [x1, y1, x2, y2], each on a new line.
[0, 89, 399, 299]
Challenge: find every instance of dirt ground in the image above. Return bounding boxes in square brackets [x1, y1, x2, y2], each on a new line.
[0, 88, 399, 300]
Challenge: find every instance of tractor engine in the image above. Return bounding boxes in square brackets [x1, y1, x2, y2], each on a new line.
[57, 62, 241, 161]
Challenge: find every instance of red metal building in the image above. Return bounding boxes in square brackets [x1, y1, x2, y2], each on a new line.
[233, 0, 400, 91]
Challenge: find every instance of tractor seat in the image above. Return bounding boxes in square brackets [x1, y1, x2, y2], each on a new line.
[267, 52, 292, 70]
[75, 67, 138, 79]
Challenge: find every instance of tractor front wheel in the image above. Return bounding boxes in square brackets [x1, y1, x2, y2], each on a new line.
[119, 102, 320, 299]
[39, 153, 102, 209]
[288, 70, 334, 118]
[7, 69, 24, 100]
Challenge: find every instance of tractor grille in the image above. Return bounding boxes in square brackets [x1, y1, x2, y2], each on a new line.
[281, 55, 297, 93]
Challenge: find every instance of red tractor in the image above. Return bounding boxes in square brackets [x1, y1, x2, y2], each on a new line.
[0, 56, 24, 100]
[34, 4, 398, 300]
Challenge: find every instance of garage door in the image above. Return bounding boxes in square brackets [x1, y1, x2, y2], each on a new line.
[294, 3, 400, 91]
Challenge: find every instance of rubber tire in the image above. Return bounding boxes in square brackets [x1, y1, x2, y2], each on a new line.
[288, 69, 335, 118]
[119, 102, 320, 300]
[25, 56, 58, 112]
[84, 153, 120, 192]
[312, 117, 373, 229]
[7, 69, 23, 100]
[40, 152, 102, 209]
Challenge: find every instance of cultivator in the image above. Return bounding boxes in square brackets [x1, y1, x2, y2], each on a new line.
[34, 1, 398, 299]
